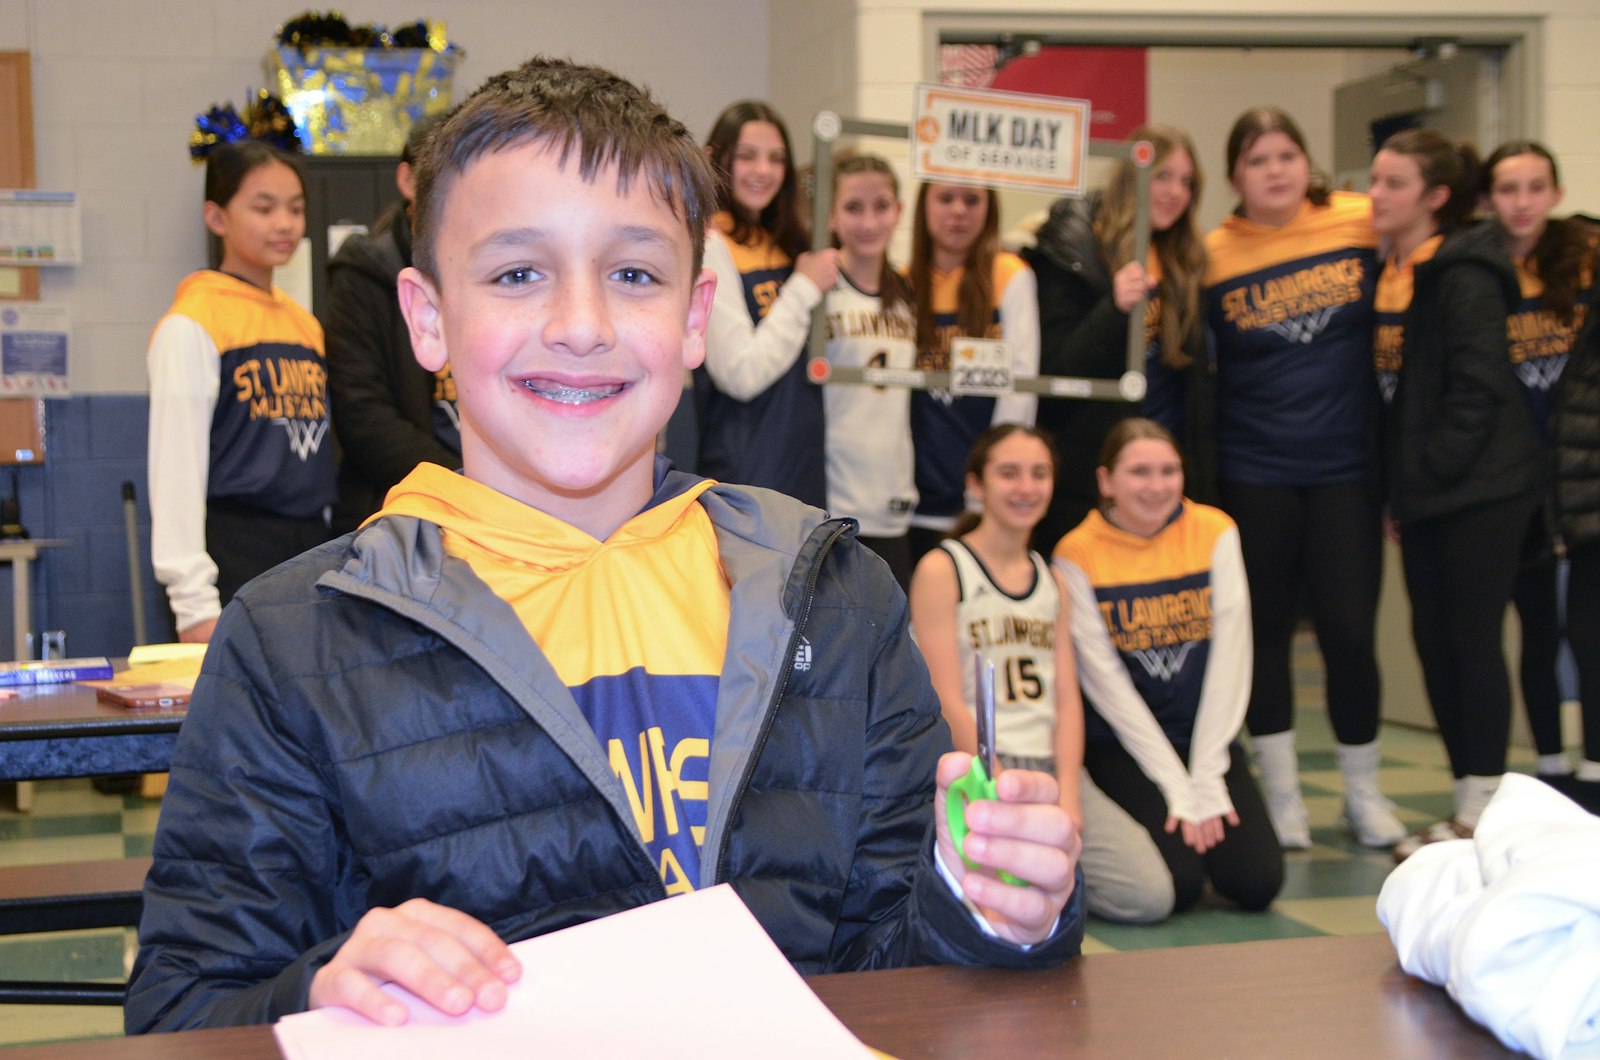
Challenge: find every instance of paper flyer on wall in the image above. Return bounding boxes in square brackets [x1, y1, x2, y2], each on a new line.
[0, 190, 82, 266]
[0, 303, 71, 397]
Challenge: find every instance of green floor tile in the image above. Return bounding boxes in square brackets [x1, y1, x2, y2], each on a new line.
[1086, 906, 1324, 951]
[1278, 851, 1397, 900]
[0, 931, 127, 982]
[123, 833, 155, 858]
[1389, 791, 1455, 819]
[1297, 750, 1340, 772]
[0, 814, 123, 842]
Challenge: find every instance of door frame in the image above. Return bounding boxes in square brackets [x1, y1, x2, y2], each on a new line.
[924, 15, 1540, 141]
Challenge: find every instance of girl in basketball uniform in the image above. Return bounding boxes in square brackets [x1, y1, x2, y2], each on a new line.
[1205, 107, 1401, 850]
[1056, 418, 1283, 912]
[1370, 131, 1547, 857]
[905, 184, 1039, 564]
[821, 153, 918, 588]
[1479, 142, 1598, 790]
[147, 142, 334, 644]
[698, 101, 838, 507]
[910, 425, 1173, 923]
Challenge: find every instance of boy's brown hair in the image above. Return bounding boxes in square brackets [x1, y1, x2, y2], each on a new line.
[411, 55, 717, 281]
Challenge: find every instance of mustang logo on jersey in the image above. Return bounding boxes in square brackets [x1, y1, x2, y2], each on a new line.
[1218, 258, 1365, 338]
[1091, 570, 1214, 737]
[608, 721, 710, 897]
[1133, 640, 1200, 681]
[230, 352, 331, 463]
[1508, 302, 1586, 374]
[1096, 584, 1213, 652]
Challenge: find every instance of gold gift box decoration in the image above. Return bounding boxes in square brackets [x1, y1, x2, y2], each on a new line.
[266, 26, 461, 155]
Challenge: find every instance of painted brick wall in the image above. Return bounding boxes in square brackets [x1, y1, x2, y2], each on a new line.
[0, 395, 166, 659]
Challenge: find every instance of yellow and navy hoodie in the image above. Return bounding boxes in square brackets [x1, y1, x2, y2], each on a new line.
[910, 253, 1039, 528]
[1205, 192, 1378, 486]
[1054, 502, 1252, 823]
[147, 270, 335, 632]
[695, 213, 826, 507]
[375, 463, 729, 896]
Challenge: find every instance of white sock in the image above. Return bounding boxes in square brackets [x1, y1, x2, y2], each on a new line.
[1252, 731, 1300, 797]
[1577, 760, 1600, 783]
[1455, 774, 1501, 827]
[1536, 753, 1574, 777]
[1335, 740, 1384, 796]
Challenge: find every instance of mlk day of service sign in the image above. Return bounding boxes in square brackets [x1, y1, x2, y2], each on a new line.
[912, 83, 1091, 196]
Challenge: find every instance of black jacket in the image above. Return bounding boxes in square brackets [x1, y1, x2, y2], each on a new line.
[1555, 270, 1600, 547]
[125, 473, 1084, 1031]
[1388, 222, 1547, 524]
[324, 203, 460, 531]
[1024, 195, 1216, 553]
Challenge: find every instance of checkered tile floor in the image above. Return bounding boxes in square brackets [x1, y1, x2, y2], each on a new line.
[0, 636, 1552, 1046]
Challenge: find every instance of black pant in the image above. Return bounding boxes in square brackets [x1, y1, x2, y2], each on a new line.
[1219, 480, 1383, 743]
[1564, 541, 1600, 758]
[907, 525, 948, 571]
[207, 501, 333, 611]
[1401, 491, 1541, 778]
[1512, 552, 1564, 757]
[859, 534, 912, 594]
[1084, 740, 1284, 913]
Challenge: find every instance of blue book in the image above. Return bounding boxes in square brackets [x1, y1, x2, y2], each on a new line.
[0, 657, 115, 686]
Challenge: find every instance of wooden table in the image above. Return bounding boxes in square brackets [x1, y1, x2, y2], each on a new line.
[0, 677, 184, 782]
[1, 934, 1517, 1058]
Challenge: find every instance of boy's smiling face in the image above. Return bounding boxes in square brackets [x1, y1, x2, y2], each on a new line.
[399, 140, 714, 538]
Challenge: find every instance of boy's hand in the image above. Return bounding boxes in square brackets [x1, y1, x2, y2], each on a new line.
[308, 898, 522, 1025]
[934, 753, 1081, 946]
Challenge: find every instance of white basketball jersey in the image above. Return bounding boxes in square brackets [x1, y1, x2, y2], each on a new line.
[941, 539, 1057, 758]
[823, 274, 918, 537]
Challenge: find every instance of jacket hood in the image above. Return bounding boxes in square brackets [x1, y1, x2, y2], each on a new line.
[1027, 191, 1107, 289]
[173, 269, 292, 308]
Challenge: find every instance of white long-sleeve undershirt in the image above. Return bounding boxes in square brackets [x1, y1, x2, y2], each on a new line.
[147, 313, 220, 633]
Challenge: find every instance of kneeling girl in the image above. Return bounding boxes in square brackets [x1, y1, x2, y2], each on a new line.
[1055, 418, 1283, 913]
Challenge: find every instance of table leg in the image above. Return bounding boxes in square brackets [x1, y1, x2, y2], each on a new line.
[11, 554, 32, 813]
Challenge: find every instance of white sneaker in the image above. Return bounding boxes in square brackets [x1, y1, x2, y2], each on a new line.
[1341, 789, 1407, 848]
[1266, 788, 1311, 850]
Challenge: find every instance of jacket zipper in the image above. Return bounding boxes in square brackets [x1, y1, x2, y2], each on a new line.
[712, 521, 849, 883]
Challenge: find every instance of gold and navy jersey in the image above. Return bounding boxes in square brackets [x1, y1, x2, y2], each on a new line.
[161, 270, 335, 516]
[376, 464, 729, 897]
[430, 363, 461, 456]
[1506, 253, 1595, 439]
[1205, 193, 1378, 486]
[712, 211, 794, 324]
[911, 253, 1028, 520]
[1055, 503, 1234, 747]
[1372, 234, 1444, 406]
[1137, 254, 1187, 436]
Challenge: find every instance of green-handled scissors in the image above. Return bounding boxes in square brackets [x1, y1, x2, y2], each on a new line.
[945, 656, 1026, 886]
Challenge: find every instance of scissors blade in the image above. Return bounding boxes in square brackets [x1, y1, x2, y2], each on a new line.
[976, 657, 998, 780]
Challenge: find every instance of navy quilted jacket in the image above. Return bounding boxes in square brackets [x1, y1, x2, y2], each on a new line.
[126, 470, 1084, 1031]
